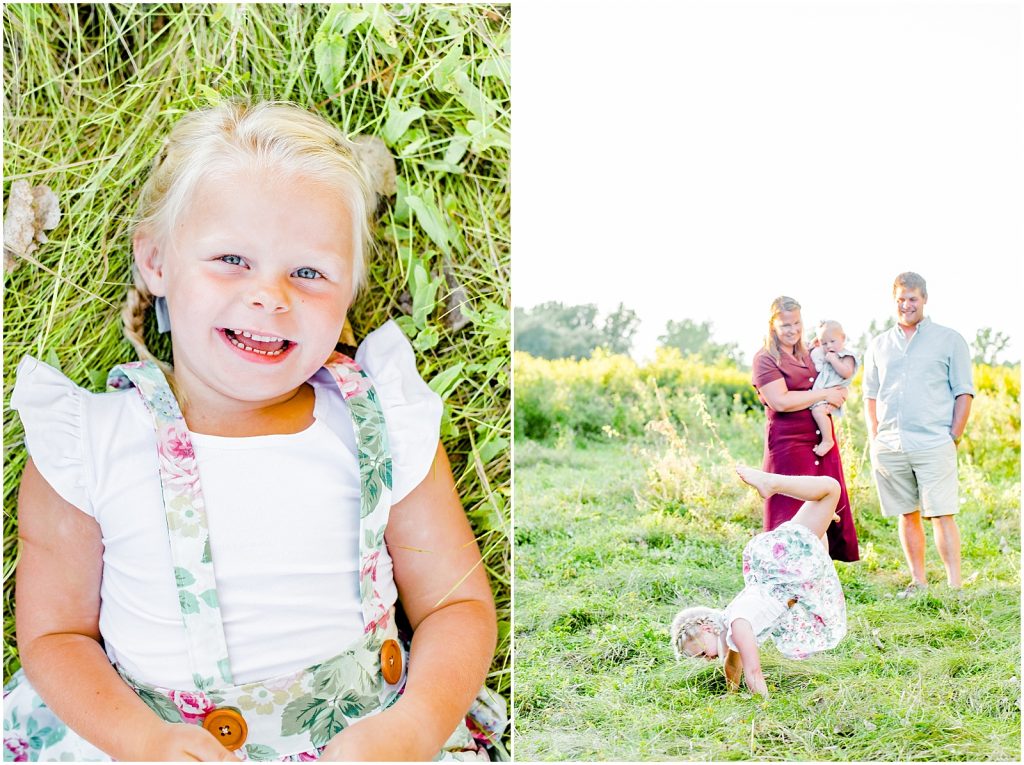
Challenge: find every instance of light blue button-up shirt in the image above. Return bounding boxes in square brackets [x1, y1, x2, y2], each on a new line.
[863, 317, 974, 452]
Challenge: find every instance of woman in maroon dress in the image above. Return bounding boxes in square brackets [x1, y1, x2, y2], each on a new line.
[751, 296, 860, 562]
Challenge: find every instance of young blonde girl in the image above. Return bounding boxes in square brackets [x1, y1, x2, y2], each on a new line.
[671, 467, 847, 697]
[4, 101, 502, 762]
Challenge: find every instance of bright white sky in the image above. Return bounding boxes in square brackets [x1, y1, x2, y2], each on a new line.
[513, 0, 1023, 364]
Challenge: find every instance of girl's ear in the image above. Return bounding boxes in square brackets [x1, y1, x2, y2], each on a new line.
[133, 230, 167, 296]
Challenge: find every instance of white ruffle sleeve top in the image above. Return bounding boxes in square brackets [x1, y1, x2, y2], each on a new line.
[10, 321, 442, 688]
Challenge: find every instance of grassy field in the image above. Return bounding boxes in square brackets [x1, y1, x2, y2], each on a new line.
[514, 416, 1020, 760]
[3, 2, 510, 720]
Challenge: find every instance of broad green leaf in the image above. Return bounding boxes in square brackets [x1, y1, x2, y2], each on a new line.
[443, 134, 471, 166]
[432, 44, 463, 92]
[314, 33, 347, 94]
[196, 84, 222, 105]
[382, 104, 425, 146]
[368, 5, 398, 48]
[409, 260, 442, 330]
[454, 70, 495, 122]
[467, 120, 510, 152]
[413, 326, 440, 351]
[478, 436, 508, 464]
[428, 363, 465, 399]
[405, 194, 450, 254]
[199, 589, 219, 608]
[43, 349, 61, 372]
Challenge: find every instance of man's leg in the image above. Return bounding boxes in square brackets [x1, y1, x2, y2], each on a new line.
[930, 515, 962, 588]
[898, 510, 928, 586]
[915, 442, 963, 589]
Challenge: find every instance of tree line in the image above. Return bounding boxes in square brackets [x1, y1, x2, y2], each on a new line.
[514, 302, 1015, 367]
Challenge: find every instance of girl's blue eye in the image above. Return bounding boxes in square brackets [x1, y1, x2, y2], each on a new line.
[294, 267, 324, 280]
[220, 254, 244, 266]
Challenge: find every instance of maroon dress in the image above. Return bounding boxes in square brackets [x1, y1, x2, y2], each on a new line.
[752, 348, 860, 562]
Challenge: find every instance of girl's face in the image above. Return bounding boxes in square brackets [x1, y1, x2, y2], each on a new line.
[136, 167, 355, 412]
[772, 308, 803, 351]
[682, 627, 721, 661]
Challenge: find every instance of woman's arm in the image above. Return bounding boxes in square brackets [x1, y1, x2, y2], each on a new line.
[323, 443, 497, 761]
[727, 619, 768, 696]
[16, 460, 236, 762]
[758, 378, 847, 413]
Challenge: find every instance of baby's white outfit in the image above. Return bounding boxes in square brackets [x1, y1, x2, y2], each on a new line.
[809, 346, 858, 416]
[9, 320, 441, 689]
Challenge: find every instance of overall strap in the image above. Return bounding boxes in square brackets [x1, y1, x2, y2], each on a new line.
[322, 352, 394, 636]
[107, 363, 234, 688]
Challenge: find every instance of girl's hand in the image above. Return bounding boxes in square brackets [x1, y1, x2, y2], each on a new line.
[138, 721, 241, 762]
[319, 706, 433, 762]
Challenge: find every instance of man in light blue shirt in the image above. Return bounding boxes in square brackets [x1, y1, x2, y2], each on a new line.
[863, 272, 974, 597]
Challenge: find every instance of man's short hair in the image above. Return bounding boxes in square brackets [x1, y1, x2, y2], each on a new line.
[893, 271, 928, 299]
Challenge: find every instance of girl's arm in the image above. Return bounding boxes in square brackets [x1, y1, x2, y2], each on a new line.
[758, 378, 847, 413]
[323, 443, 497, 761]
[723, 648, 743, 691]
[15, 459, 237, 762]
[726, 619, 768, 696]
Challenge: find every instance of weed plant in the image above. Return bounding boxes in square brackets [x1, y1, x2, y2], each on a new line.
[2, 2, 511, 719]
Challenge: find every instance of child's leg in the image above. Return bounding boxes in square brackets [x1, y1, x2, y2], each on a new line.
[811, 404, 835, 456]
[736, 466, 840, 540]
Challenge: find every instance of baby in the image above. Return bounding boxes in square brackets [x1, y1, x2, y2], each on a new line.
[809, 320, 858, 456]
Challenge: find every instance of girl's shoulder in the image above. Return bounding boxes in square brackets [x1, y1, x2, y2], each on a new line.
[11, 356, 150, 516]
[311, 321, 443, 503]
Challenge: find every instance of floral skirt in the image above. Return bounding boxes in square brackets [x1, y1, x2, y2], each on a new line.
[2, 670, 506, 762]
[741, 521, 847, 659]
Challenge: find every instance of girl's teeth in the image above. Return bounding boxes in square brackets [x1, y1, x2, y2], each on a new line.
[227, 334, 284, 355]
[238, 330, 284, 342]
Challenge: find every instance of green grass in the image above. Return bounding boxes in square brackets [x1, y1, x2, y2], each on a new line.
[2, 2, 510, 718]
[514, 440, 1020, 761]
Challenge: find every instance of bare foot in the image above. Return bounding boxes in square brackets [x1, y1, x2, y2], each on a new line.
[813, 438, 834, 457]
[736, 465, 776, 499]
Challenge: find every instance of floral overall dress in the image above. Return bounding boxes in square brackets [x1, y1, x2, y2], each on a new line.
[3, 355, 506, 762]
[740, 521, 848, 660]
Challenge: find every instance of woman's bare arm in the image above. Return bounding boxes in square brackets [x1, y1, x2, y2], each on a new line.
[323, 443, 497, 761]
[758, 378, 847, 413]
[16, 459, 235, 762]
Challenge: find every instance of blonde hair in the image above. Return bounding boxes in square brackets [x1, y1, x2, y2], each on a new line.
[670, 606, 725, 659]
[763, 295, 805, 363]
[816, 319, 845, 340]
[122, 100, 373, 374]
[893, 271, 927, 299]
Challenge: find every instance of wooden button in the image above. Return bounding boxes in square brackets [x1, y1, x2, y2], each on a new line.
[203, 708, 247, 751]
[380, 638, 402, 684]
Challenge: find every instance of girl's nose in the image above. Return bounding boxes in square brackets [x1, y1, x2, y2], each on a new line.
[247, 284, 289, 313]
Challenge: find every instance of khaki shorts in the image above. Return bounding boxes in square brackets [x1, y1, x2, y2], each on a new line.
[870, 440, 959, 518]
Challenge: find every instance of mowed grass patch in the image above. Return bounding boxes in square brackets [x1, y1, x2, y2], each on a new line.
[513, 440, 1020, 761]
